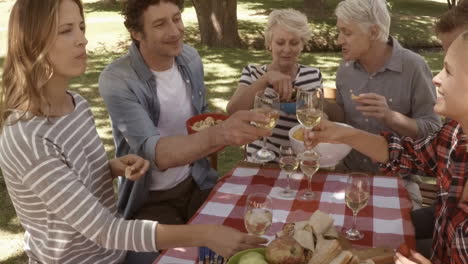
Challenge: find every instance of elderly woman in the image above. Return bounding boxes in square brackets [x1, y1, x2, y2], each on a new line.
[227, 8, 322, 162]
[325, 0, 442, 209]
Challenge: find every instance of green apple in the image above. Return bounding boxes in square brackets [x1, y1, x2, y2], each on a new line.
[239, 252, 267, 264]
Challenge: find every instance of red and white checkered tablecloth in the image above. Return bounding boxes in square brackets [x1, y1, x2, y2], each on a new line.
[154, 165, 415, 264]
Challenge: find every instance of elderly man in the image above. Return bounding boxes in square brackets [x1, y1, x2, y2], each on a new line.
[325, 0, 442, 210]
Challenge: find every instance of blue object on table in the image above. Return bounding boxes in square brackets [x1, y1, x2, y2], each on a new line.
[198, 247, 205, 264]
[280, 102, 296, 115]
[198, 247, 225, 264]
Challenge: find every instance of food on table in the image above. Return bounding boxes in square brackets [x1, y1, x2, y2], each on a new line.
[329, 251, 354, 264]
[292, 127, 305, 142]
[191, 116, 223, 131]
[308, 237, 342, 264]
[351, 93, 359, 100]
[265, 236, 305, 264]
[308, 210, 334, 235]
[269, 210, 394, 264]
[239, 251, 267, 264]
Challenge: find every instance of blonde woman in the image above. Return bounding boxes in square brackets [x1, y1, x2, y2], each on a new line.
[305, 31, 468, 264]
[0, 0, 266, 263]
[227, 9, 322, 162]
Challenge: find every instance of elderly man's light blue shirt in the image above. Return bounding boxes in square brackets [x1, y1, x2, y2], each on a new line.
[99, 43, 217, 218]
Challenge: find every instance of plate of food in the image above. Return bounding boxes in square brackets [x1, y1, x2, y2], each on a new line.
[186, 113, 228, 134]
[271, 210, 395, 264]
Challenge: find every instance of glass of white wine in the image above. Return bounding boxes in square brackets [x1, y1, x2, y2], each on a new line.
[244, 193, 273, 236]
[344, 172, 370, 240]
[296, 87, 324, 131]
[278, 145, 299, 198]
[298, 150, 320, 200]
[251, 89, 280, 163]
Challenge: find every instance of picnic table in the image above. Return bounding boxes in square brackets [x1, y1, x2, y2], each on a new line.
[154, 162, 415, 263]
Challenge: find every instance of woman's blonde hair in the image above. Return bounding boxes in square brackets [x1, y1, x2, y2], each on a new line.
[0, 0, 84, 128]
[264, 9, 311, 50]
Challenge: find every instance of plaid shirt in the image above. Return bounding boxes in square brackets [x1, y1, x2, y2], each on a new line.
[381, 120, 468, 264]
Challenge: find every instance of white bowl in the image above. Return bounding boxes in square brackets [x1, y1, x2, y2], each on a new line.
[288, 123, 353, 168]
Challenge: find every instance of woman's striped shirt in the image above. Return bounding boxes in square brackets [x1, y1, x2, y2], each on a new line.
[239, 64, 322, 161]
[0, 92, 157, 264]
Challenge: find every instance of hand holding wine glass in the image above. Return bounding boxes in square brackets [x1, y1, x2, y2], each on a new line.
[278, 145, 299, 198]
[296, 87, 324, 131]
[251, 89, 280, 163]
[244, 193, 273, 236]
[344, 172, 370, 240]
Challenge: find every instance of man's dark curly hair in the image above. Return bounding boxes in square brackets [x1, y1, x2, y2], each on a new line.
[122, 0, 184, 43]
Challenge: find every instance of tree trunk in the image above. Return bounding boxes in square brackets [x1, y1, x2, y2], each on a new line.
[304, 0, 327, 12]
[447, 0, 461, 9]
[191, 0, 242, 48]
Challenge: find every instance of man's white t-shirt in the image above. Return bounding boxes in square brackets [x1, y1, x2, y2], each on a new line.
[149, 62, 193, 190]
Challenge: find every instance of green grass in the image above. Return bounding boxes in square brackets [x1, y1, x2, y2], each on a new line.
[0, 43, 445, 264]
[0, 0, 447, 262]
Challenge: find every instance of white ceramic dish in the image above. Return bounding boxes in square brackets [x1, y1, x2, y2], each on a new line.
[288, 123, 353, 168]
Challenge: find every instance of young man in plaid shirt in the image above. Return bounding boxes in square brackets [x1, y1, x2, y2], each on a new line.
[304, 32, 468, 264]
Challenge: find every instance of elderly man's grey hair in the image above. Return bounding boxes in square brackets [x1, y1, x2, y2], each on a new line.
[264, 9, 311, 50]
[335, 0, 391, 43]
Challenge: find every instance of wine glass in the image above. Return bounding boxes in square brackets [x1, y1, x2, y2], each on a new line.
[244, 193, 273, 236]
[278, 145, 299, 198]
[298, 150, 320, 200]
[251, 89, 280, 163]
[296, 87, 324, 131]
[344, 172, 370, 240]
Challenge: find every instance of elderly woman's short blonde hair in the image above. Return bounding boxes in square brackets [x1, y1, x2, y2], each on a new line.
[335, 0, 390, 43]
[264, 9, 311, 49]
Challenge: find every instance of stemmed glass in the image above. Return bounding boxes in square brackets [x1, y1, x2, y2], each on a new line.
[251, 90, 280, 163]
[278, 145, 299, 198]
[344, 172, 370, 240]
[296, 87, 324, 131]
[244, 193, 273, 236]
[298, 150, 320, 200]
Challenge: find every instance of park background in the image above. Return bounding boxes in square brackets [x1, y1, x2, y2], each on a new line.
[0, 0, 456, 262]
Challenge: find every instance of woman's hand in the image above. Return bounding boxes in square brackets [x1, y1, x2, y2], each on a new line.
[395, 251, 432, 264]
[203, 225, 268, 258]
[109, 154, 150, 181]
[303, 119, 348, 149]
[264, 70, 294, 101]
